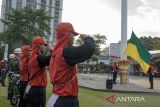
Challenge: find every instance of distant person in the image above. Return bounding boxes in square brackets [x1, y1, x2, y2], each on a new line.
[112, 62, 118, 84]
[147, 60, 157, 89]
[18, 45, 32, 107]
[9, 48, 22, 107]
[7, 54, 16, 100]
[1, 58, 8, 86]
[47, 22, 95, 107]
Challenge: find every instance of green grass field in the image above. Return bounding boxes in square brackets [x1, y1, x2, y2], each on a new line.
[0, 82, 160, 107]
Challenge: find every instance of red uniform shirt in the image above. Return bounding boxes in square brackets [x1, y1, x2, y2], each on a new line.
[112, 63, 118, 72]
[20, 57, 29, 81]
[28, 37, 47, 86]
[28, 54, 47, 86]
[20, 45, 32, 81]
[50, 23, 79, 96]
[50, 49, 78, 96]
[0, 61, 5, 69]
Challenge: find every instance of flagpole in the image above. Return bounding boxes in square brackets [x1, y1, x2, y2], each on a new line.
[119, 0, 129, 84]
[121, 0, 127, 60]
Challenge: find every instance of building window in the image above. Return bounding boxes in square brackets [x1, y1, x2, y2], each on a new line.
[26, 0, 36, 9]
[33, 0, 36, 9]
[53, 0, 61, 27]
[26, 0, 31, 8]
[55, 0, 60, 7]
[41, 0, 46, 10]
[5, 0, 12, 18]
[6, 0, 12, 8]
[48, 0, 52, 16]
[16, 0, 22, 8]
[49, 0, 53, 7]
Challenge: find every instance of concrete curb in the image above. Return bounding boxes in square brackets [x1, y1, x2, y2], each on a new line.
[79, 85, 160, 95]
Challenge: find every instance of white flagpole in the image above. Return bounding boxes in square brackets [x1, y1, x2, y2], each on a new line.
[120, 0, 128, 60]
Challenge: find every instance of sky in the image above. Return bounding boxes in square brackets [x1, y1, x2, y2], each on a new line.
[62, 0, 160, 45]
[0, 0, 160, 46]
[0, 1, 1, 17]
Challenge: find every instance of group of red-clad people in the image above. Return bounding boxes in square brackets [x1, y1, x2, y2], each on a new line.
[18, 22, 95, 107]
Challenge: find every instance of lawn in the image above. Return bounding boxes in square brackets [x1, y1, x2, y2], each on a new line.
[0, 82, 160, 107]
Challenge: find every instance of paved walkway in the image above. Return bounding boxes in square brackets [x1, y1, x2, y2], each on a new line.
[78, 73, 160, 94]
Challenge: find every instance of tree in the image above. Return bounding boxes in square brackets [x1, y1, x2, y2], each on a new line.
[0, 8, 52, 53]
[93, 34, 107, 56]
[75, 34, 107, 64]
[140, 36, 154, 51]
[100, 46, 109, 56]
[139, 36, 160, 51]
[153, 37, 160, 50]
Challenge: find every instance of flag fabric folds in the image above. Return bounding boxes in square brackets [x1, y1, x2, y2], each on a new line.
[124, 31, 152, 73]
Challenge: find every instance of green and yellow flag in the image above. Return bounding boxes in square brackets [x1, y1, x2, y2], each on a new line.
[124, 31, 152, 73]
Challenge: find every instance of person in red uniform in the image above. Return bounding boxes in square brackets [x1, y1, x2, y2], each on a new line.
[27, 36, 51, 107]
[147, 60, 156, 89]
[18, 45, 32, 107]
[112, 62, 118, 84]
[47, 22, 95, 107]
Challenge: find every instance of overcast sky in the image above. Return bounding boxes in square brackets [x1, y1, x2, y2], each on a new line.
[1, 0, 160, 45]
[62, 0, 160, 45]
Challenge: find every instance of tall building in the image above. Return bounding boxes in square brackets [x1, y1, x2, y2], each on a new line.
[0, 0, 63, 42]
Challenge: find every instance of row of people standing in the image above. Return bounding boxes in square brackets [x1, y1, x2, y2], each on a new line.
[0, 48, 22, 106]
[0, 48, 22, 107]
[8, 48, 22, 106]
[17, 22, 95, 107]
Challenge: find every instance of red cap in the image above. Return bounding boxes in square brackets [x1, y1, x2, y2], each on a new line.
[21, 45, 32, 54]
[56, 22, 79, 36]
[32, 36, 46, 50]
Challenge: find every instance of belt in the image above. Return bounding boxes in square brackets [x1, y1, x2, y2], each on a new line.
[31, 86, 46, 88]
[59, 96, 78, 100]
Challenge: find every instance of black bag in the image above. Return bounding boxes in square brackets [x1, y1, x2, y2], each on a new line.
[106, 71, 113, 89]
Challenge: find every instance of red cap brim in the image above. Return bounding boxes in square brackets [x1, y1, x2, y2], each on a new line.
[72, 31, 79, 36]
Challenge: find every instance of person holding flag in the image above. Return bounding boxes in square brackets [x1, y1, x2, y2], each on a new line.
[124, 31, 158, 89]
[147, 59, 155, 89]
[124, 31, 152, 74]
